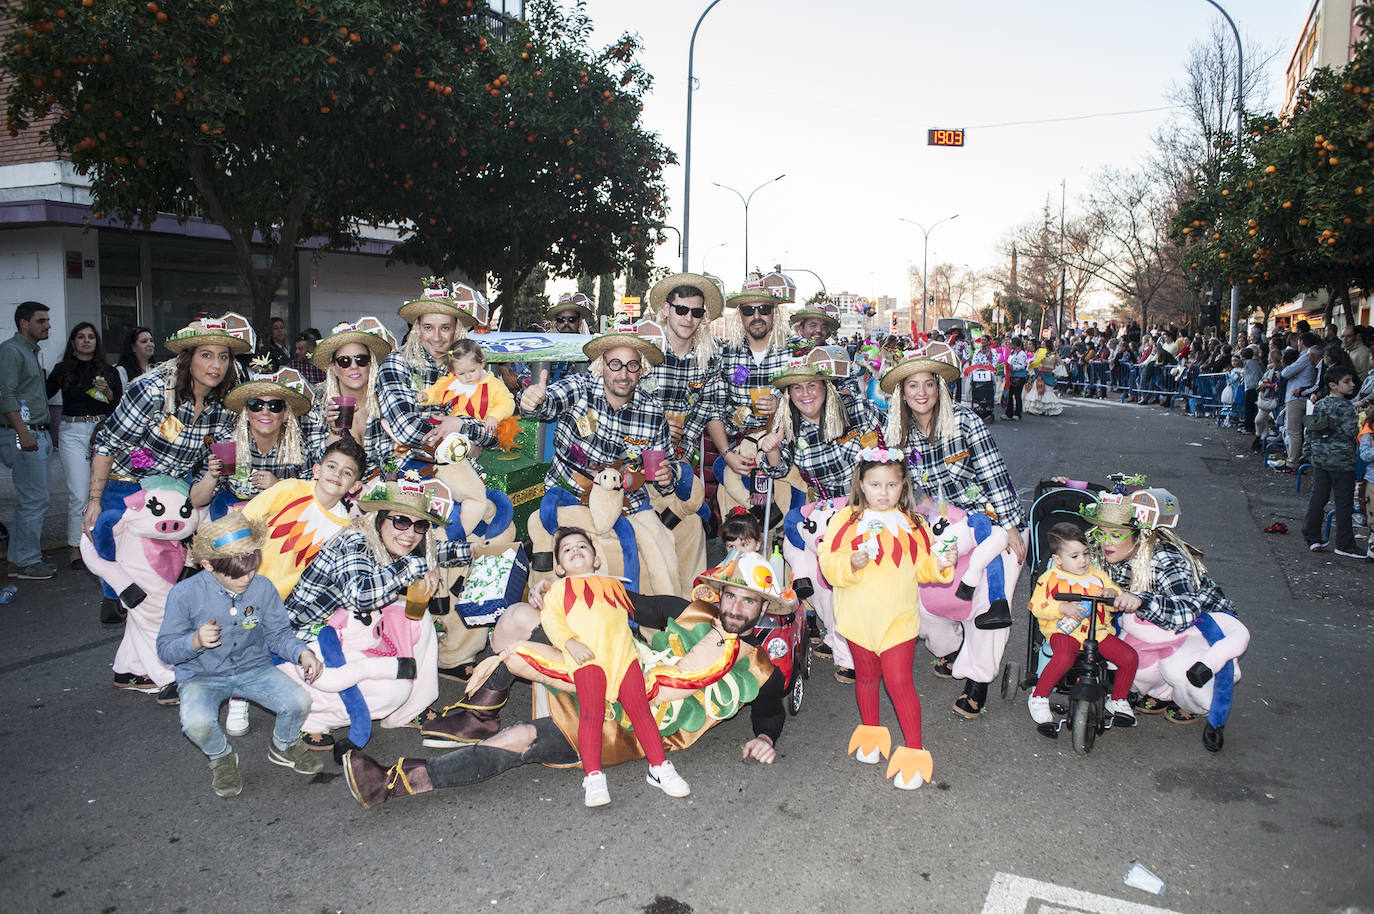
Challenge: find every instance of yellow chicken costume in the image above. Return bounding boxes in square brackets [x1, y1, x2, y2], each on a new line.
[242, 478, 352, 599]
[1027, 565, 1118, 644]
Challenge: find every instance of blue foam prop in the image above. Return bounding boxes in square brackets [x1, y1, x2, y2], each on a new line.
[315, 624, 372, 748]
[473, 489, 514, 539]
[672, 461, 695, 501]
[965, 511, 1007, 607]
[1195, 613, 1236, 729]
[783, 506, 806, 550]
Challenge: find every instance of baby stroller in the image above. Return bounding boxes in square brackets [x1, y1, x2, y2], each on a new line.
[967, 366, 997, 423]
[998, 479, 1126, 754]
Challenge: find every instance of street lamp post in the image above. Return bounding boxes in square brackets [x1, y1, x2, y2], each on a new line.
[777, 265, 827, 298]
[713, 175, 786, 282]
[682, 0, 727, 274]
[1202, 0, 1244, 344]
[898, 214, 959, 336]
[701, 242, 729, 275]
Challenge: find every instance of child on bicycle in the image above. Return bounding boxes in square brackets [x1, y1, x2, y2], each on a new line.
[1026, 522, 1139, 727]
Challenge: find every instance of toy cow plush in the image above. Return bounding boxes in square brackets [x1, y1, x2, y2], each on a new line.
[1119, 611, 1249, 752]
[81, 475, 202, 692]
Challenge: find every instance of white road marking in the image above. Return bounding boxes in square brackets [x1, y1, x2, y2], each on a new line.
[981, 872, 1186, 914]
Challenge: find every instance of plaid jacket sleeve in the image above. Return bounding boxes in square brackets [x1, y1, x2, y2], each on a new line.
[285, 531, 426, 638]
[1132, 542, 1209, 631]
[376, 353, 431, 447]
[91, 371, 161, 457]
[437, 536, 474, 568]
[959, 411, 1026, 528]
[528, 372, 589, 422]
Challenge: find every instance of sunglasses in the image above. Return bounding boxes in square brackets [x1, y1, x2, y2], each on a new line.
[553, 314, 582, 324]
[738, 304, 775, 317]
[672, 304, 707, 319]
[604, 358, 643, 374]
[1088, 527, 1132, 545]
[245, 398, 287, 413]
[387, 514, 432, 534]
[333, 353, 371, 368]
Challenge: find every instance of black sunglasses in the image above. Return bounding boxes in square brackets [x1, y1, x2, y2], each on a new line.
[386, 514, 432, 534]
[738, 304, 775, 317]
[553, 314, 582, 324]
[245, 398, 287, 413]
[671, 304, 707, 319]
[333, 353, 371, 368]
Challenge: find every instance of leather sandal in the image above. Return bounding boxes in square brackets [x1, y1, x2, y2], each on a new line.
[302, 731, 335, 751]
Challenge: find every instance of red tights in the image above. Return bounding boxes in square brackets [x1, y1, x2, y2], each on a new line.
[1033, 632, 1138, 701]
[849, 639, 923, 749]
[572, 662, 666, 774]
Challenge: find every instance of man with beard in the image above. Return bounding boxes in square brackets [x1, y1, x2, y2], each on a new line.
[789, 306, 839, 348]
[342, 556, 788, 806]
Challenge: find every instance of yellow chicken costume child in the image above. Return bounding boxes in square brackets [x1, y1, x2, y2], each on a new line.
[242, 478, 352, 599]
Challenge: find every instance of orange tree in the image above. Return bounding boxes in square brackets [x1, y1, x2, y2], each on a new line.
[3, 0, 481, 332]
[374, 0, 674, 329]
[1174, 3, 1374, 327]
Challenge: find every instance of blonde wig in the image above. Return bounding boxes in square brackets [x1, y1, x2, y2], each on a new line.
[353, 512, 440, 570]
[774, 381, 846, 444]
[232, 408, 304, 470]
[884, 373, 958, 448]
[321, 357, 382, 423]
[656, 303, 718, 371]
[723, 304, 792, 351]
[399, 316, 467, 370]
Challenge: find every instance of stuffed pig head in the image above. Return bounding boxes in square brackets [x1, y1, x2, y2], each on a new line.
[121, 475, 200, 540]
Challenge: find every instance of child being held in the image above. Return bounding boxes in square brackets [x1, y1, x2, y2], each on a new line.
[1026, 522, 1139, 726]
[155, 512, 325, 798]
[720, 508, 762, 557]
[540, 526, 690, 808]
[416, 339, 516, 439]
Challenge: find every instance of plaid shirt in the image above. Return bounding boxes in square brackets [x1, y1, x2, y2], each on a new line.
[218, 413, 321, 499]
[707, 339, 805, 439]
[376, 349, 496, 451]
[643, 346, 720, 459]
[91, 367, 237, 480]
[767, 389, 882, 499]
[1105, 539, 1234, 632]
[902, 404, 1026, 528]
[527, 372, 678, 511]
[285, 527, 472, 639]
[302, 405, 394, 478]
[286, 357, 327, 386]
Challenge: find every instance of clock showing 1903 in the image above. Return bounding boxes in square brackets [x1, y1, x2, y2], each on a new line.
[927, 128, 965, 147]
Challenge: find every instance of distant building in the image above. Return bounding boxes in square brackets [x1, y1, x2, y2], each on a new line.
[1283, 0, 1368, 114]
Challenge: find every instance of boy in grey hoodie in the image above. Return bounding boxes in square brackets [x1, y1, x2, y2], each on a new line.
[1302, 367, 1361, 557]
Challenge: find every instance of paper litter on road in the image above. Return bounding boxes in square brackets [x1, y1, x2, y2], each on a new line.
[1124, 861, 1165, 895]
[1187, 442, 1203, 447]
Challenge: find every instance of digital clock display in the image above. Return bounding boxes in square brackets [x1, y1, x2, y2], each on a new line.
[927, 129, 965, 147]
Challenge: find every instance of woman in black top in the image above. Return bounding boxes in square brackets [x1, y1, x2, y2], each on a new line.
[115, 326, 155, 390]
[48, 323, 123, 568]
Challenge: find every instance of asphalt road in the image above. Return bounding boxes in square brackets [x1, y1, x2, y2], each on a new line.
[1, 393, 1370, 914]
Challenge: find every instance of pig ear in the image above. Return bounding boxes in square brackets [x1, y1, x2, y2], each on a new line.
[124, 489, 147, 511]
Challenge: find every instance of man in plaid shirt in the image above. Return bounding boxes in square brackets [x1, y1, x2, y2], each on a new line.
[520, 337, 681, 513]
[640, 274, 724, 463]
[704, 294, 805, 477]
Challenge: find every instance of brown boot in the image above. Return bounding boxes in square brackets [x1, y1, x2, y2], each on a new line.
[343, 751, 433, 808]
[420, 686, 508, 748]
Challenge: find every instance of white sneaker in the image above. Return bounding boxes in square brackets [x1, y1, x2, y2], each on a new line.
[225, 699, 250, 737]
[1105, 698, 1137, 724]
[1027, 694, 1052, 725]
[582, 771, 610, 808]
[1335, 547, 1366, 558]
[646, 760, 690, 798]
[1309, 541, 1329, 552]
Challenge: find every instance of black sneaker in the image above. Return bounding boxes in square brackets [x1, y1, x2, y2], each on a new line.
[113, 672, 158, 692]
[155, 682, 180, 706]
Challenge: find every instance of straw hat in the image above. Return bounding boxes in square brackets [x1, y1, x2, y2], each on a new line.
[165, 312, 255, 355]
[788, 307, 840, 336]
[582, 327, 665, 366]
[1082, 489, 1180, 533]
[545, 292, 595, 325]
[223, 361, 314, 416]
[771, 345, 851, 389]
[398, 277, 483, 328]
[648, 272, 725, 321]
[879, 341, 961, 393]
[312, 316, 398, 369]
[697, 552, 787, 612]
[357, 474, 454, 526]
[191, 511, 267, 563]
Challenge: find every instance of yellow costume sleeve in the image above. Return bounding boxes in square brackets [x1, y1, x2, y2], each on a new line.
[910, 529, 956, 586]
[1027, 571, 1059, 622]
[416, 374, 454, 407]
[481, 373, 515, 422]
[818, 510, 865, 589]
[539, 581, 579, 652]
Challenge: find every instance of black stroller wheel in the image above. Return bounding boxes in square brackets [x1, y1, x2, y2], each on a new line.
[1070, 699, 1099, 755]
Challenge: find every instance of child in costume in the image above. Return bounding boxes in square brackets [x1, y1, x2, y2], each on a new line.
[416, 339, 517, 442]
[1025, 522, 1138, 726]
[155, 512, 324, 798]
[541, 526, 691, 807]
[818, 447, 955, 790]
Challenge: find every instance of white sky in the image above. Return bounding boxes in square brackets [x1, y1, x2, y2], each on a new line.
[569, 0, 1311, 308]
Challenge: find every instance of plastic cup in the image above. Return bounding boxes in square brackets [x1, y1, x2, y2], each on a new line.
[331, 396, 356, 430]
[663, 409, 687, 426]
[749, 387, 773, 418]
[641, 448, 666, 479]
[404, 579, 430, 621]
[209, 441, 237, 476]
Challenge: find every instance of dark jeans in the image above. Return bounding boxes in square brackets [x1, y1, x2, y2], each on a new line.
[1303, 467, 1356, 551]
[1006, 377, 1026, 417]
[1242, 388, 1259, 432]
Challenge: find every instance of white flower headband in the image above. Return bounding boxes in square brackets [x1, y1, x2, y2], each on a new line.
[859, 445, 905, 462]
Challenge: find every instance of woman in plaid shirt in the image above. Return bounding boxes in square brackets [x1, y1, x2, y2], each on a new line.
[881, 343, 1028, 719]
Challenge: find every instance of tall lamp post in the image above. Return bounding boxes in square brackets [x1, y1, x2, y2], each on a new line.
[1202, 0, 1244, 344]
[898, 214, 959, 336]
[682, 0, 727, 274]
[713, 175, 786, 282]
[701, 242, 729, 275]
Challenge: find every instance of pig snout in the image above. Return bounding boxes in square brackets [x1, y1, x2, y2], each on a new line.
[156, 520, 185, 535]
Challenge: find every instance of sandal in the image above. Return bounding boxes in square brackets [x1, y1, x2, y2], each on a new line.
[833, 668, 856, 685]
[931, 655, 956, 680]
[1164, 707, 1201, 724]
[437, 662, 478, 683]
[952, 695, 985, 719]
[302, 731, 335, 751]
[1135, 695, 1171, 715]
[812, 642, 834, 660]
